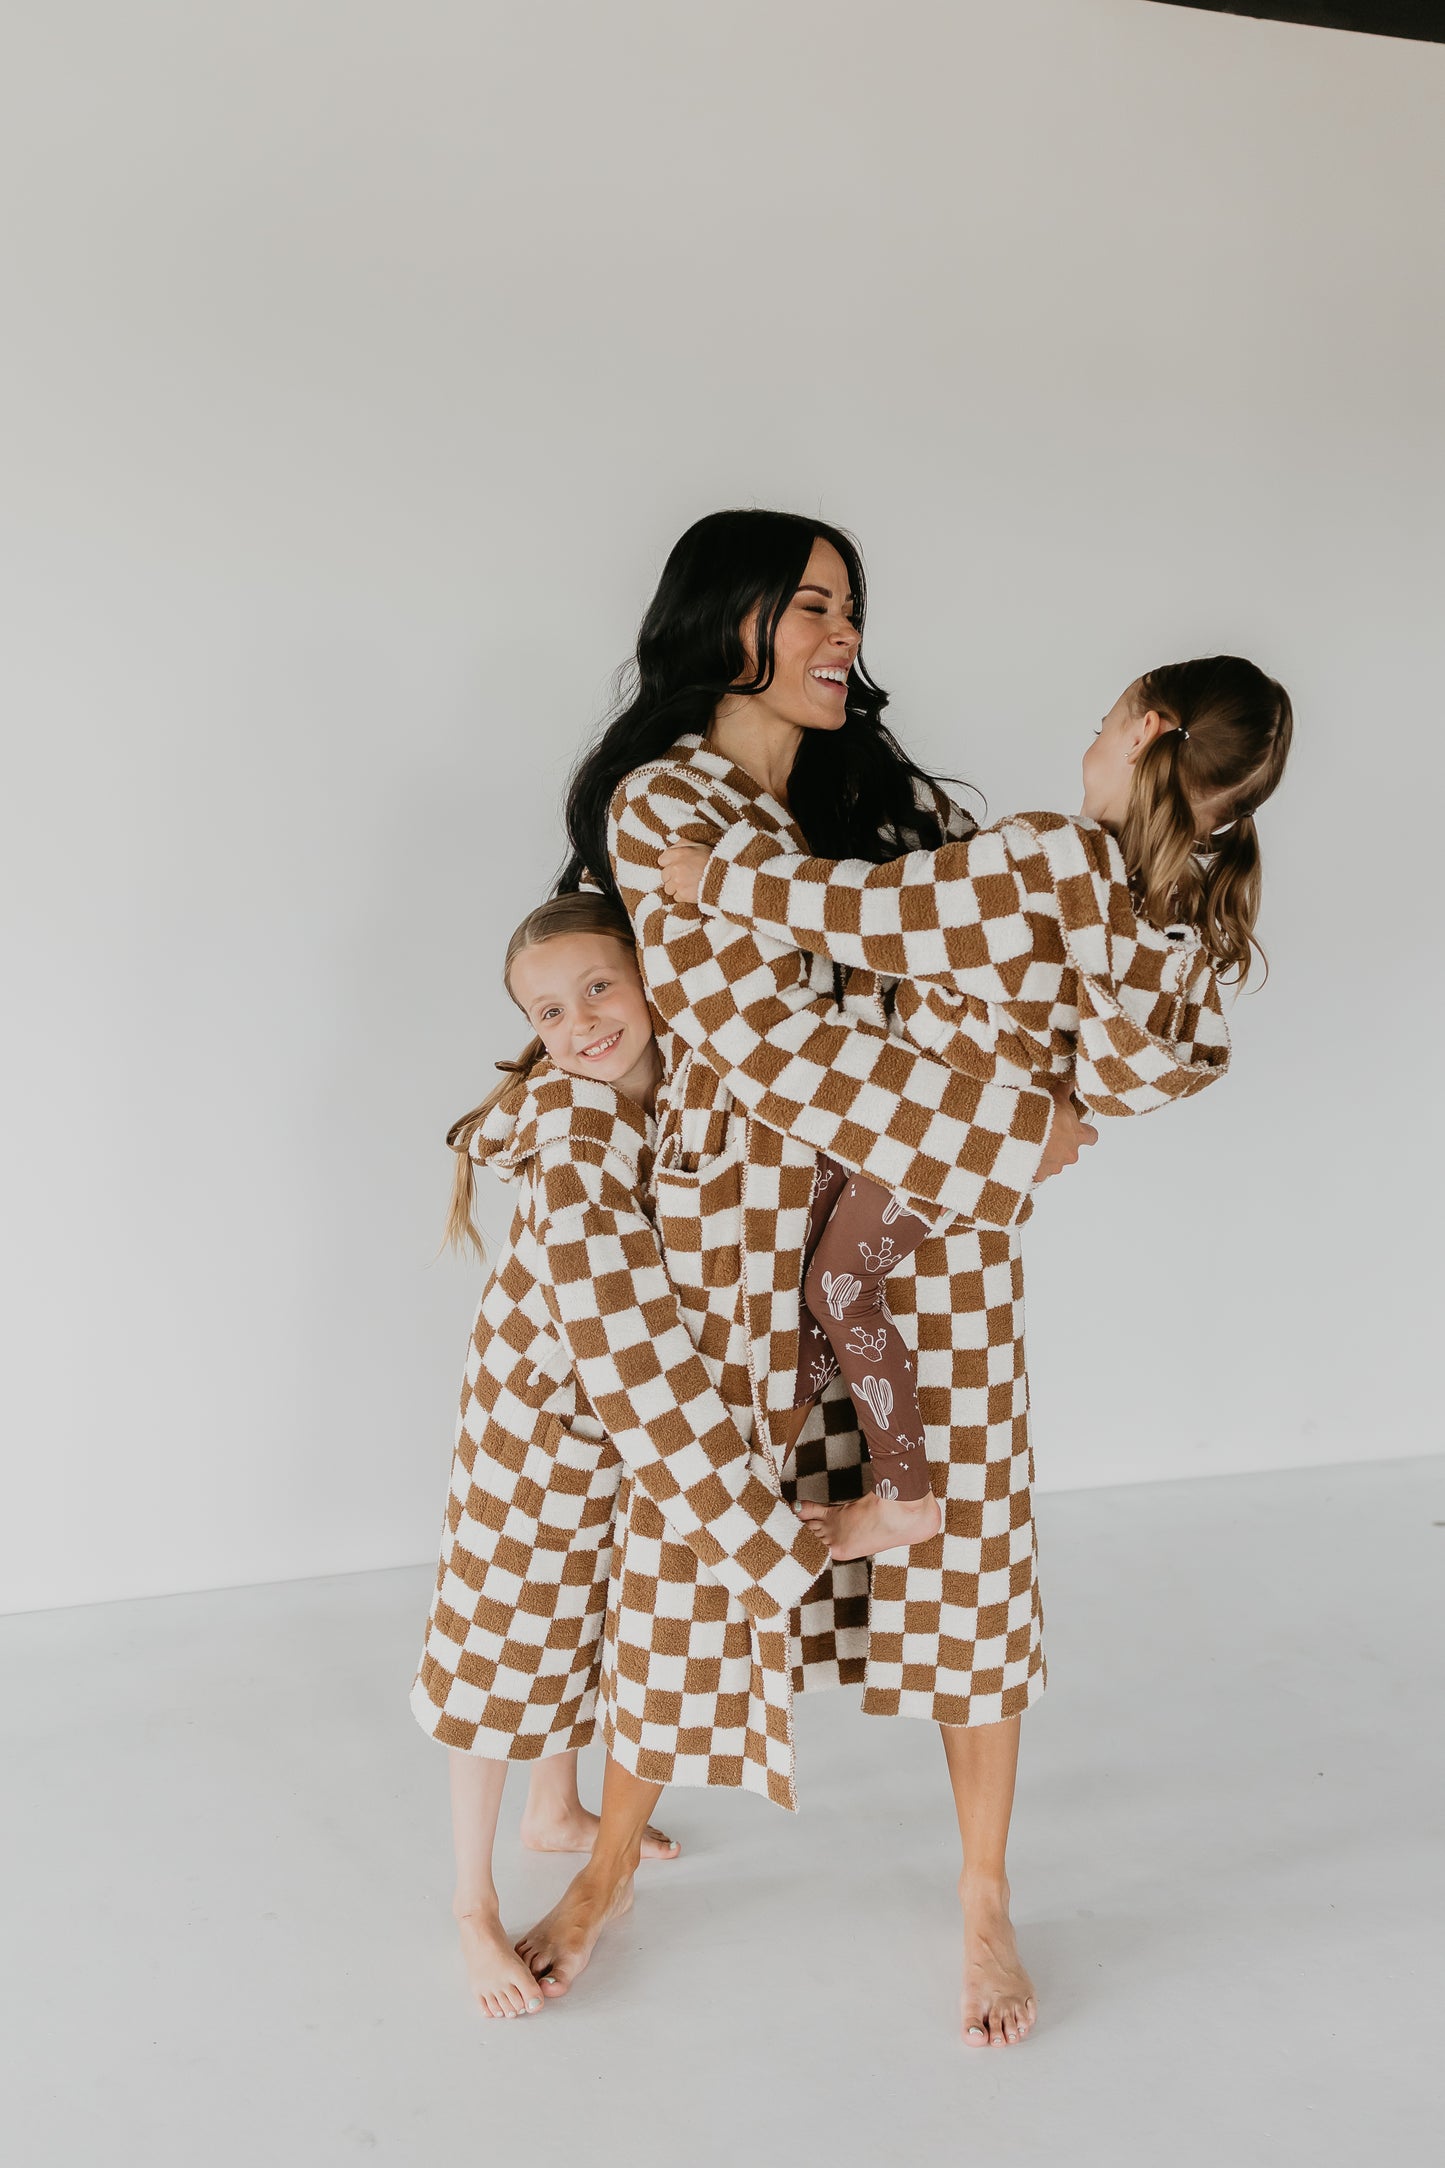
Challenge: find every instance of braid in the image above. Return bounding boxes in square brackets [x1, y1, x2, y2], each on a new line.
[441, 1037, 549, 1258]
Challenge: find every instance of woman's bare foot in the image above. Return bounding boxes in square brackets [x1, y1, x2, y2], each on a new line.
[455, 1906, 546, 2020]
[959, 1879, 1037, 2047]
[515, 1863, 636, 1998]
[799, 1489, 941, 1560]
[518, 1800, 679, 1861]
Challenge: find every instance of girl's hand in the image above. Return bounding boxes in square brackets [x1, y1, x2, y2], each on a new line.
[658, 842, 712, 906]
[1036, 1077, 1098, 1182]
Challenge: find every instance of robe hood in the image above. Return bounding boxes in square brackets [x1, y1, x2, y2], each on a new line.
[465, 1060, 652, 1186]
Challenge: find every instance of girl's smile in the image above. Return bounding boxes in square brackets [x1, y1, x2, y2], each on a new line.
[577, 1028, 624, 1061]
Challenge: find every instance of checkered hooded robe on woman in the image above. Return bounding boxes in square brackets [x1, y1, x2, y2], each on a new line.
[410, 1063, 829, 1762]
[600, 742, 1066, 1809]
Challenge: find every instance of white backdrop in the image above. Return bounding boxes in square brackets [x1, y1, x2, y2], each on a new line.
[4, 0, 1442, 1614]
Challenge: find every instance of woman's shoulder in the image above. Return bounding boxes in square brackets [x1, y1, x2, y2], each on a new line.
[608, 738, 764, 840]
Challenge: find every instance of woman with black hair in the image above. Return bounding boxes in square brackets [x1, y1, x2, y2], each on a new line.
[517, 511, 1094, 2045]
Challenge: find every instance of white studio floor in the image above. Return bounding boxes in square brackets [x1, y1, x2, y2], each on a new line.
[4, 1457, 1440, 2168]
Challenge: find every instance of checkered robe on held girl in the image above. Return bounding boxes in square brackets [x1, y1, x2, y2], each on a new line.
[410, 1064, 829, 1762]
[696, 808, 1231, 1116]
[603, 740, 1061, 1809]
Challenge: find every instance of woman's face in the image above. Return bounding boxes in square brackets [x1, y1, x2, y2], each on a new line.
[739, 536, 861, 735]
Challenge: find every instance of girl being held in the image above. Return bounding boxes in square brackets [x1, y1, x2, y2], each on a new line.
[412, 896, 825, 2018]
[660, 655, 1293, 1560]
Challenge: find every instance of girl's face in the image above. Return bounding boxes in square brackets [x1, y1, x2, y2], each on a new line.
[737, 536, 861, 736]
[1081, 681, 1177, 826]
[509, 933, 657, 1101]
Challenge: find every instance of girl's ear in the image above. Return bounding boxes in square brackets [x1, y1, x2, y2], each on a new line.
[1126, 707, 1169, 765]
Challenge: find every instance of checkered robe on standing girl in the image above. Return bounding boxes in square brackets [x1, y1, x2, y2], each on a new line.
[410, 1063, 829, 1762]
[694, 807, 1231, 1115]
[602, 740, 1062, 1810]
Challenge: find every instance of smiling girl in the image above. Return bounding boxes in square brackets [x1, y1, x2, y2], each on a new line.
[410, 893, 825, 2019]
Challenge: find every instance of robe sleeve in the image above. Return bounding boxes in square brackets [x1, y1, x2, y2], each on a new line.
[609, 766, 1055, 1227]
[697, 806, 1234, 1118]
[695, 810, 1042, 998]
[533, 1135, 830, 1622]
[1069, 952, 1231, 1115]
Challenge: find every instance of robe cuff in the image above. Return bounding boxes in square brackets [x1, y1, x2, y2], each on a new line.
[696, 819, 796, 924]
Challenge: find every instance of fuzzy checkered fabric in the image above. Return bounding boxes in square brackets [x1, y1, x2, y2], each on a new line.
[699, 807, 1229, 1117]
[600, 743, 1056, 1805]
[410, 1065, 828, 1763]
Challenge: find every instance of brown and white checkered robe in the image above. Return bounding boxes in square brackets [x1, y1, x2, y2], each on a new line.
[697, 807, 1230, 1117]
[603, 741, 1061, 1808]
[410, 1064, 828, 1763]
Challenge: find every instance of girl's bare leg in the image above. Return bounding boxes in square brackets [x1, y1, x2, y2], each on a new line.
[515, 1755, 666, 1997]
[448, 1750, 545, 2019]
[940, 1716, 1038, 2047]
[519, 1748, 680, 1860]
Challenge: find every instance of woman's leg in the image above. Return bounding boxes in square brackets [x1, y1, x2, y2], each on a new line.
[515, 1755, 667, 1997]
[448, 1750, 546, 2019]
[519, 1748, 681, 1860]
[940, 1717, 1037, 2047]
[797, 1172, 940, 1557]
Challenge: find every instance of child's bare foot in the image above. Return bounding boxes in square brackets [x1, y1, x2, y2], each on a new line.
[959, 1879, 1037, 2047]
[798, 1489, 941, 1559]
[515, 1863, 636, 1998]
[519, 1800, 680, 1861]
[455, 1906, 546, 2020]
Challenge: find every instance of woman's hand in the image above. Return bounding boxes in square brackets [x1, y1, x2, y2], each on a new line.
[1035, 1077, 1098, 1183]
[658, 842, 713, 905]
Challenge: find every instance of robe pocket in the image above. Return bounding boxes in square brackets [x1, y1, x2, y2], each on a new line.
[648, 1145, 743, 1292]
[529, 1413, 623, 1551]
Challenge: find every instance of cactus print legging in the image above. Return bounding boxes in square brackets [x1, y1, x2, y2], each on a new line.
[795, 1157, 932, 1501]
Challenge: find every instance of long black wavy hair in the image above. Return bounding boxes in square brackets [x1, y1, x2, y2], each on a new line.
[557, 509, 960, 898]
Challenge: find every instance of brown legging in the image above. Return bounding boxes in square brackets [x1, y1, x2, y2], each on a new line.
[795, 1157, 932, 1500]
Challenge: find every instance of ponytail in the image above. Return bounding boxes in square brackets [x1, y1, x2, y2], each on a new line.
[1118, 656, 1292, 984]
[1197, 815, 1261, 980]
[442, 1038, 547, 1259]
[1117, 728, 1198, 945]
